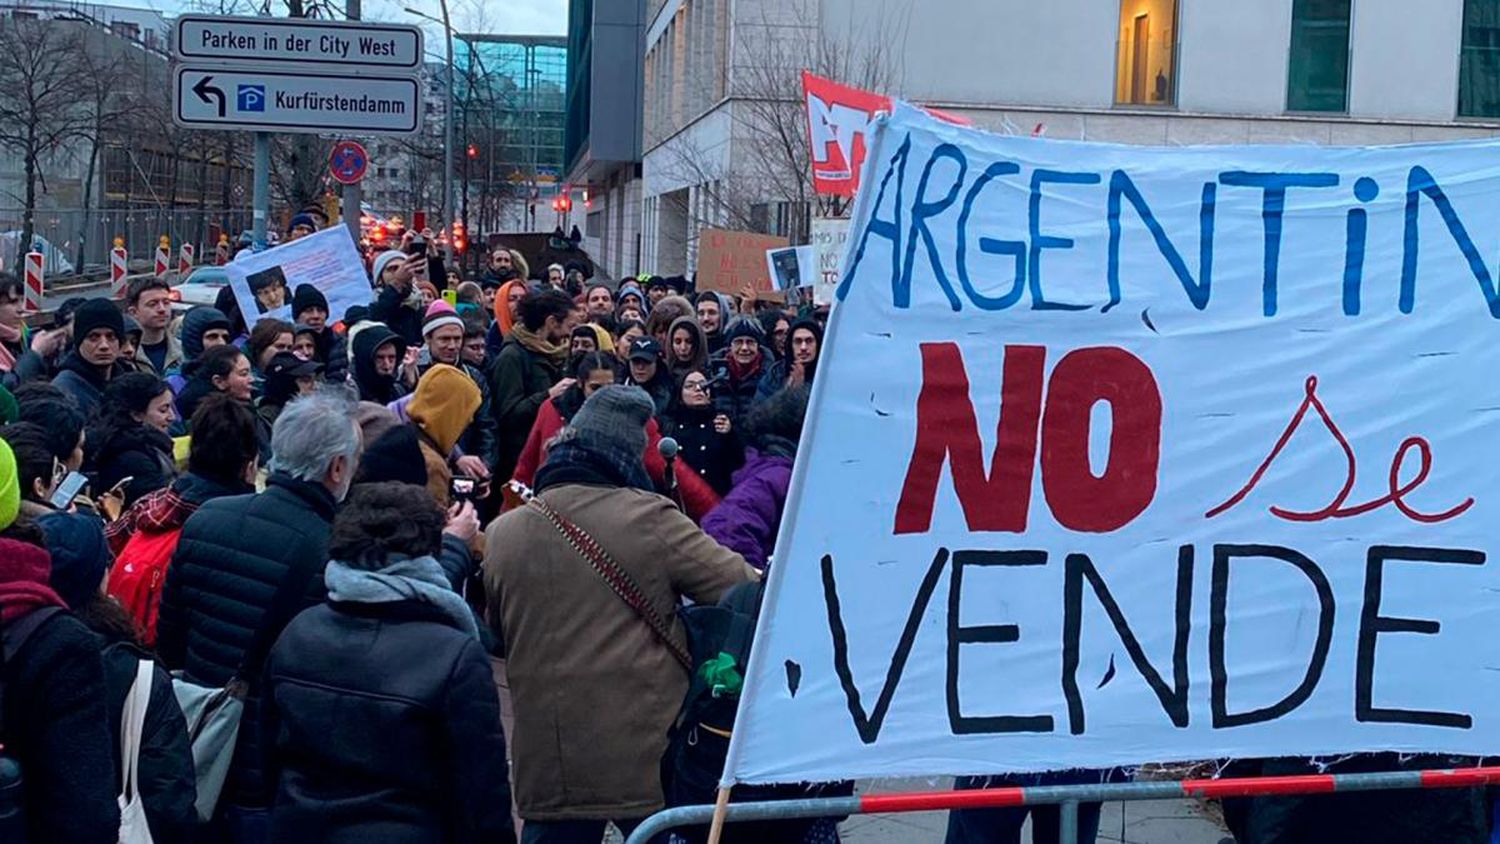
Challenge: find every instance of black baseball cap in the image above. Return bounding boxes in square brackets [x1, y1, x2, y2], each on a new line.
[266, 351, 323, 379]
[628, 337, 662, 362]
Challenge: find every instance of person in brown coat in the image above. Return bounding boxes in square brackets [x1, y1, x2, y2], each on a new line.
[483, 385, 754, 843]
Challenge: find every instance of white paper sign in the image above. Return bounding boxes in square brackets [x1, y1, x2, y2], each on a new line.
[724, 103, 1500, 786]
[809, 217, 850, 306]
[225, 226, 372, 328]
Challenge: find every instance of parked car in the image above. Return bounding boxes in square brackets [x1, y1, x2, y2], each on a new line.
[173, 266, 229, 310]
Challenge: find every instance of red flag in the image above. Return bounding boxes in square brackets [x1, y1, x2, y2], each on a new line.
[802, 71, 972, 198]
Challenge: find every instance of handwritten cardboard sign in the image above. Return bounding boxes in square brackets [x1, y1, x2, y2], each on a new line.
[723, 103, 1500, 786]
[695, 228, 788, 296]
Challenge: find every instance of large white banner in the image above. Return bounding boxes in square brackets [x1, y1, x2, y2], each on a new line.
[724, 104, 1500, 786]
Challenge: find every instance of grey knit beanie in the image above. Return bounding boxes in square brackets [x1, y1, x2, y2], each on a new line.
[566, 384, 654, 460]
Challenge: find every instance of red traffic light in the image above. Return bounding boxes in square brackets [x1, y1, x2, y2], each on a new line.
[467, 144, 479, 159]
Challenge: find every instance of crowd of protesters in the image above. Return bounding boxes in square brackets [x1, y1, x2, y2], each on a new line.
[0, 214, 1487, 844]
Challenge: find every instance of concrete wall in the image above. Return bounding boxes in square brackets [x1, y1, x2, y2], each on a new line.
[1349, 0, 1465, 121]
[1177, 0, 1293, 114]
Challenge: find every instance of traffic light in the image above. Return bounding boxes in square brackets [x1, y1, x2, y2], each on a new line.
[467, 144, 479, 159]
[452, 221, 467, 254]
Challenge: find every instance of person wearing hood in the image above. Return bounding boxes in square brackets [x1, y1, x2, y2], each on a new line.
[408, 363, 482, 509]
[21, 421, 199, 844]
[0, 436, 122, 843]
[702, 384, 810, 570]
[488, 287, 577, 483]
[52, 297, 129, 417]
[85, 372, 178, 506]
[482, 386, 752, 839]
[695, 291, 731, 355]
[262, 481, 516, 843]
[291, 283, 333, 362]
[165, 304, 232, 394]
[709, 316, 769, 427]
[369, 249, 425, 345]
[214, 284, 249, 345]
[661, 369, 742, 496]
[666, 315, 709, 379]
[350, 322, 410, 405]
[756, 317, 823, 402]
[257, 352, 325, 459]
[418, 300, 497, 472]
[617, 280, 648, 316]
[624, 336, 673, 417]
[485, 276, 526, 358]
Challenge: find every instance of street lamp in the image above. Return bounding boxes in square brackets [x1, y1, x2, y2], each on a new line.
[404, 3, 456, 264]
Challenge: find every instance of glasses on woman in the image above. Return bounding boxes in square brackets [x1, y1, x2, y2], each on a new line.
[684, 379, 709, 394]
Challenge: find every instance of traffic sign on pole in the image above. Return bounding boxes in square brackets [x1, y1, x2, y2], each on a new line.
[173, 66, 420, 135]
[329, 140, 369, 185]
[175, 16, 422, 70]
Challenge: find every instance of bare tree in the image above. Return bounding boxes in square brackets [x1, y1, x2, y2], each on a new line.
[0, 17, 95, 266]
[653, 0, 907, 250]
[70, 27, 135, 269]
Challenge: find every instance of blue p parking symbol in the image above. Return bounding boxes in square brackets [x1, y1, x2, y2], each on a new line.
[237, 84, 266, 113]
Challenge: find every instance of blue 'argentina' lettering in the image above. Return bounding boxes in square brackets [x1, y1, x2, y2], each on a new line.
[840, 138, 1500, 319]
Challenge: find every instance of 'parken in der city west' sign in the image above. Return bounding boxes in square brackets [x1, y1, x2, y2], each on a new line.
[724, 103, 1500, 786]
[175, 16, 423, 69]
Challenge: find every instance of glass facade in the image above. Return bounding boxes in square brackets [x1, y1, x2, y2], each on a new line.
[456, 35, 568, 188]
[1461, 0, 1500, 117]
[1287, 0, 1351, 112]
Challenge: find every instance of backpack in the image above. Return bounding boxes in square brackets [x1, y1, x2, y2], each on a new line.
[107, 528, 185, 647]
[0, 606, 65, 844]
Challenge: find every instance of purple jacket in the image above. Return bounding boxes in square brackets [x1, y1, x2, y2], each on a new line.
[701, 448, 793, 570]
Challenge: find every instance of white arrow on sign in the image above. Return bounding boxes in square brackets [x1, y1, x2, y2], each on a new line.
[175, 15, 423, 70]
[173, 66, 421, 136]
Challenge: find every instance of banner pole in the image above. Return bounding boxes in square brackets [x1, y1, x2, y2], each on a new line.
[706, 786, 732, 844]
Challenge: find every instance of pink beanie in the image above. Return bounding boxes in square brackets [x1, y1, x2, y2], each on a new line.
[422, 299, 464, 337]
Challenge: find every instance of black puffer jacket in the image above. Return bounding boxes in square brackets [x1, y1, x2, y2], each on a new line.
[156, 472, 337, 808]
[1, 604, 119, 843]
[88, 423, 177, 507]
[487, 337, 564, 482]
[100, 639, 197, 844]
[263, 600, 516, 843]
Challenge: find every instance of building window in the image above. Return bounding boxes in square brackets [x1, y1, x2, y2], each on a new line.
[1115, 0, 1178, 106]
[1287, 0, 1351, 112]
[1460, 0, 1500, 117]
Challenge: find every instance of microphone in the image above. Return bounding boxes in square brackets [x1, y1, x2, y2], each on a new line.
[659, 436, 682, 509]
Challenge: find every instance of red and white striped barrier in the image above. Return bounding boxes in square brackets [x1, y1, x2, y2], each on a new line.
[22, 251, 43, 313]
[178, 242, 195, 276]
[154, 237, 170, 277]
[110, 238, 128, 299]
[625, 765, 1500, 844]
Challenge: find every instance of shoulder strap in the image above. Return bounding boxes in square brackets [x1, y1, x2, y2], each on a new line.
[529, 496, 692, 671]
[234, 554, 322, 686]
[119, 658, 153, 801]
[0, 605, 65, 739]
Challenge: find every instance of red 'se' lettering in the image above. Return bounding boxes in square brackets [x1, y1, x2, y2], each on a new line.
[894, 344, 1162, 535]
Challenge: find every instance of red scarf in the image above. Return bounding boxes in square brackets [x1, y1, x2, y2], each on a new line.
[727, 351, 763, 384]
[0, 537, 65, 623]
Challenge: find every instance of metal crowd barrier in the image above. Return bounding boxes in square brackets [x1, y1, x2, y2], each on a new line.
[623, 765, 1500, 844]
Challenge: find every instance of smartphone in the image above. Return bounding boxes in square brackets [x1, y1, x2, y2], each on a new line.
[442, 289, 458, 306]
[450, 476, 476, 503]
[407, 236, 428, 258]
[50, 471, 89, 510]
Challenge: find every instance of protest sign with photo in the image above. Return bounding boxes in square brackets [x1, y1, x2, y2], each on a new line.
[724, 102, 1500, 786]
[766, 245, 815, 307]
[695, 227, 787, 295]
[225, 225, 371, 325]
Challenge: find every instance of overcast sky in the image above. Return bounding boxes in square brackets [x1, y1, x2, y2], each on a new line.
[132, 0, 567, 40]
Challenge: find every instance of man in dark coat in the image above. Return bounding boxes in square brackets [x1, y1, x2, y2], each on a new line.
[52, 298, 129, 417]
[156, 389, 363, 838]
[262, 482, 516, 843]
[348, 322, 409, 405]
[488, 287, 576, 482]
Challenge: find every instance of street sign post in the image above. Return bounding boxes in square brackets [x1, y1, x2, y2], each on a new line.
[174, 66, 420, 135]
[176, 15, 422, 70]
[171, 15, 425, 250]
[329, 140, 369, 185]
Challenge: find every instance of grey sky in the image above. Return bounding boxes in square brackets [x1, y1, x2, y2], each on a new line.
[131, 0, 566, 39]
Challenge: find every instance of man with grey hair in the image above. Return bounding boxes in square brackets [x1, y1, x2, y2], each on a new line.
[157, 388, 363, 840]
